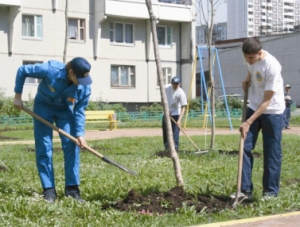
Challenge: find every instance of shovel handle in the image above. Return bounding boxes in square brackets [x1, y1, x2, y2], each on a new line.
[22, 106, 137, 176]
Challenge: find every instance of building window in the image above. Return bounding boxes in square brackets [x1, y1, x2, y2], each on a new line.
[22, 15, 43, 38]
[111, 65, 135, 88]
[157, 26, 172, 46]
[255, 12, 259, 17]
[254, 0, 259, 3]
[248, 5, 253, 8]
[110, 22, 134, 44]
[157, 68, 172, 86]
[23, 61, 43, 85]
[273, 1, 277, 6]
[68, 18, 86, 41]
[255, 5, 259, 10]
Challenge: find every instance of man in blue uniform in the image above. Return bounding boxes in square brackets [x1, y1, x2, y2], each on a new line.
[14, 57, 92, 203]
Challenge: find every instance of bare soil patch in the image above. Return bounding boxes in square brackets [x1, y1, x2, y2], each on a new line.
[103, 186, 231, 214]
[219, 150, 262, 158]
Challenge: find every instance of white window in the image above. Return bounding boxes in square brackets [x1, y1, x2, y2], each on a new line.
[68, 18, 85, 41]
[157, 26, 172, 46]
[157, 68, 172, 86]
[22, 15, 42, 38]
[110, 22, 134, 44]
[111, 65, 135, 88]
[23, 61, 43, 85]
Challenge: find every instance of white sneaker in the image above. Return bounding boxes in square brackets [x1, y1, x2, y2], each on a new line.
[230, 191, 253, 200]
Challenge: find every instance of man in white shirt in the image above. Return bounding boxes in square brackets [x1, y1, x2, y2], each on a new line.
[230, 38, 285, 201]
[162, 76, 187, 151]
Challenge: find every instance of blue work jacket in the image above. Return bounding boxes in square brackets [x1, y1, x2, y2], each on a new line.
[14, 60, 91, 137]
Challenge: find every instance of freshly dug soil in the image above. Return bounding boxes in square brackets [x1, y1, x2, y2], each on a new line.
[285, 178, 300, 185]
[153, 150, 201, 158]
[103, 186, 230, 214]
[0, 166, 8, 171]
[26, 147, 62, 152]
[219, 150, 262, 158]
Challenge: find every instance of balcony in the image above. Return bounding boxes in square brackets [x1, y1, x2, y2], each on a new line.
[0, 0, 20, 6]
[102, 0, 193, 22]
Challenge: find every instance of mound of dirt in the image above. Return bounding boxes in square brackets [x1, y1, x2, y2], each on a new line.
[103, 187, 230, 214]
[26, 147, 62, 152]
[0, 166, 8, 171]
[285, 178, 300, 185]
[219, 150, 262, 158]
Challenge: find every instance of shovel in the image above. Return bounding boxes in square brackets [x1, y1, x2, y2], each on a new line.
[22, 106, 137, 176]
[231, 86, 249, 208]
[170, 117, 208, 154]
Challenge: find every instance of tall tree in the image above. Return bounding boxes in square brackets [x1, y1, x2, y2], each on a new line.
[199, 0, 226, 149]
[63, 0, 68, 63]
[145, 0, 184, 186]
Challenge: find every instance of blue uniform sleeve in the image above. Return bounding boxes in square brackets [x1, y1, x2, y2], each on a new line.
[14, 62, 49, 94]
[74, 85, 91, 137]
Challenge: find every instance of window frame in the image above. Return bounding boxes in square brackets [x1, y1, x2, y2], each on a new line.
[110, 65, 136, 88]
[22, 14, 43, 39]
[68, 18, 86, 42]
[157, 67, 172, 86]
[23, 61, 43, 85]
[156, 25, 172, 47]
[110, 22, 135, 46]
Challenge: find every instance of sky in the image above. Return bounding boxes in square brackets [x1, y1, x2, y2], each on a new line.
[196, 1, 227, 25]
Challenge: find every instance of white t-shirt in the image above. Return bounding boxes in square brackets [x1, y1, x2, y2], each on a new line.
[165, 84, 187, 116]
[247, 50, 285, 114]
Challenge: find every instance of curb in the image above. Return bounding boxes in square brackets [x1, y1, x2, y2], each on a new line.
[191, 211, 300, 227]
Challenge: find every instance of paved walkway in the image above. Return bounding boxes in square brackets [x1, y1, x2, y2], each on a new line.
[1, 127, 300, 226]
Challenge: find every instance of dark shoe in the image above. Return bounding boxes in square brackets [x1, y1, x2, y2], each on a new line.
[230, 190, 253, 200]
[65, 186, 85, 202]
[285, 127, 291, 129]
[43, 188, 57, 203]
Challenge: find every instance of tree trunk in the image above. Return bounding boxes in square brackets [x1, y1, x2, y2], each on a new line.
[63, 0, 68, 63]
[208, 0, 215, 150]
[145, 0, 184, 186]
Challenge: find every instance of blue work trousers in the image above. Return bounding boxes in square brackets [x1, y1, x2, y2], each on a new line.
[33, 101, 80, 189]
[282, 107, 291, 128]
[162, 115, 180, 150]
[242, 108, 282, 196]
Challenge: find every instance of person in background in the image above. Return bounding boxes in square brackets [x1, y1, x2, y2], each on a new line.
[162, 76, 187, 151]
[14, 57, 92, 203]
[282, 84, 292, 130]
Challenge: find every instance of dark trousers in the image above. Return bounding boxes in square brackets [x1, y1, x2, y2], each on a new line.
[242, 108, 282, 196]
[282, 107, 291, 128]
[162, 115, 180, 150]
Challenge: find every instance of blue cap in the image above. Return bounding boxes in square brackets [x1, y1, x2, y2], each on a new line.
[71, 57, 92, 86]
[171, 76, 181, 84]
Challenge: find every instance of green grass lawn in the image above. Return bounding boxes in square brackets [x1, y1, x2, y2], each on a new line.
[0, 133, 300, 226]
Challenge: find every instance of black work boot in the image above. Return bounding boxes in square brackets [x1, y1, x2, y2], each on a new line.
[43, 188, 57, 203]
[65, 185, 85, 202]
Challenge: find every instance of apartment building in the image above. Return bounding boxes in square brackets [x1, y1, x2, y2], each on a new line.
[0, 0, 196, 109]
[227, 0, 300, 39]
[196, 22, 227, 45]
